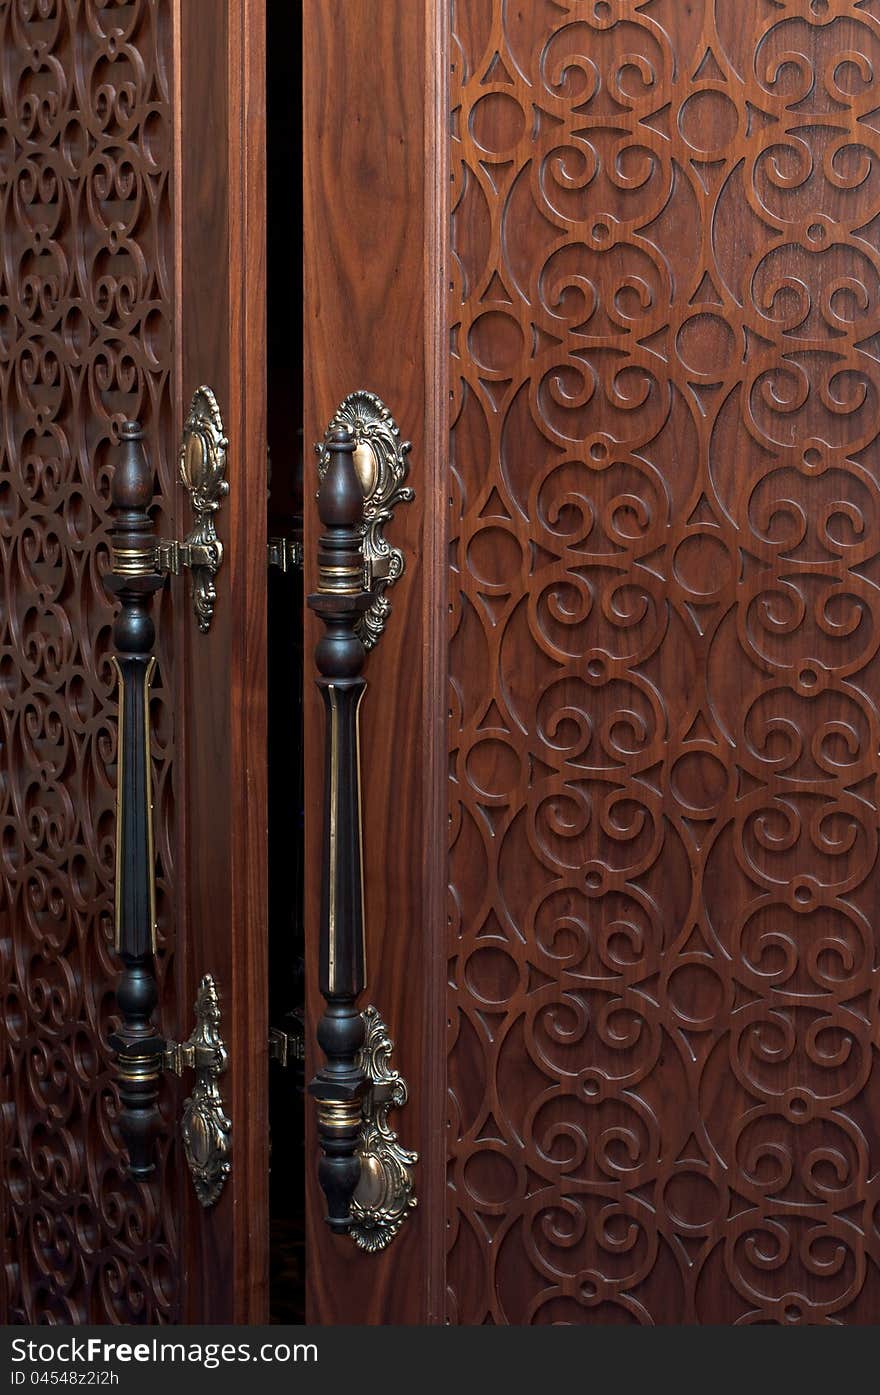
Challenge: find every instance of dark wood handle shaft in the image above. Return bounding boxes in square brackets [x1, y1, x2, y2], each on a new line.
[307, 424, 371, 1231]
[105, 420, 167, 1179]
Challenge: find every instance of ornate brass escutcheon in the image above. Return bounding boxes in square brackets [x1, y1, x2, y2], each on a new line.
[165, 974, 232, 1208]
[155, 385, 229, 633]
[315, 390, 413, 650]
[350, 1006, 417, 1252]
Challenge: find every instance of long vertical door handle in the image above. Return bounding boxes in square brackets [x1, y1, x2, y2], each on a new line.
[106, 422, 167, 1177]
[105, 405, 232, 1205]
[308, 394, 417, 1248]
[307, 424, 370, 1230]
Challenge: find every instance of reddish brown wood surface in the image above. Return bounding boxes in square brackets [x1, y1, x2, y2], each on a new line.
[0, 0, 269, 1326]
[0, 0, 183, 1323]
[447, 0, 880, 1325]
[175, 0, 268, 1324]
[302, 0, 448, 1326]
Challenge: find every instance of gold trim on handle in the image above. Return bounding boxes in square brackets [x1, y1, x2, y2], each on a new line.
[326, 683, 368, 996]
[354, 685, 367, 983]
[327, 683, 339, 994]
[111, 545, 159, 576]
[111, 654, 157, 955]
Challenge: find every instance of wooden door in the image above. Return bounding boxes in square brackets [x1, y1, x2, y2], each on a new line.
[302, 0, 447, 1324]
[304, 0, 880, 1324]
[0, 0, 268, 1324]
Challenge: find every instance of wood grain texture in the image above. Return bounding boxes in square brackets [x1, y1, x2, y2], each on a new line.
[302, 0, 447, 1325]
[447, 0, 880, 1325]
[175, 0, 268, 1324]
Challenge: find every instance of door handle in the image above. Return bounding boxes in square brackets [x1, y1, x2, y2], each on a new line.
[105, 411, 231, 1205]
[308, 393, 417, 1249]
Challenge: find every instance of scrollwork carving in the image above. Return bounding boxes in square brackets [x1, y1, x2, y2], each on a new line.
[448, 0, 880, 1327]
[0, 0, 178, 1323]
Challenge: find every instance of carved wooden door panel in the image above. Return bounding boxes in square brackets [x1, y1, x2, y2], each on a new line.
[445, 0, 880, 1327]
[0, 0, 268, 1324]
[305, 0, 880, 1324]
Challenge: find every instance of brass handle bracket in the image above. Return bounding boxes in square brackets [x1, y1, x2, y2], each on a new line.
[153, 385, 229, 633]
[154, 537, 219, 576]
[163, 974, 232, 1209]
[267, 535, 304, 573]
[164, 1040, 221, 1077]
[269, 1019, 305, 1067]
[350, 1006, 417, 1252]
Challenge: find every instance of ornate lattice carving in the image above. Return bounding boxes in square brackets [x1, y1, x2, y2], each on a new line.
[448, 0, 880, 1325]
[0, 0, 179, 1323]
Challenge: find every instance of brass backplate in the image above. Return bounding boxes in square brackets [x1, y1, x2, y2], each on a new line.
[175, 385, 229, 633]
[165, 973, 231, 1207]
[349, 1005, 417, 1252]
[316, 391, 413, 650]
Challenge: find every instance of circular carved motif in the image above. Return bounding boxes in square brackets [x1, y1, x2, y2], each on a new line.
[0, 0, 178, 1323]
[449, 0, 880, 1326]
